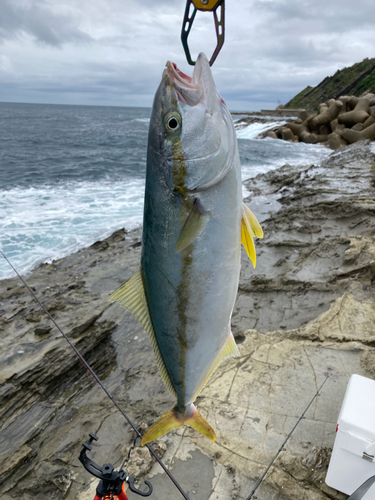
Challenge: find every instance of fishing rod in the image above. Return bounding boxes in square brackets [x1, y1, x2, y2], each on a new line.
[1, 251, 189, 500]
[245, 374, 330, 500]
[2, 250, 330, 499]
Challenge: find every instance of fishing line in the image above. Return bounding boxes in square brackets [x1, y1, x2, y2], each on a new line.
[1, 251, 189, 500]
[246, 374, 330, 500]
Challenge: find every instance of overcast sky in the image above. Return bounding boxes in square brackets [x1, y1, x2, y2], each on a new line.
[1, 0, 375, 111]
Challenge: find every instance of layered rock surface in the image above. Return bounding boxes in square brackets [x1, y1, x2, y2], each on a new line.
[1, 142, 375, 499]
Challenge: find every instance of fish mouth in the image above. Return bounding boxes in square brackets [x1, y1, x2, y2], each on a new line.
[162, 53, 235, 194]
[166, 60, 203, 107]
[165, 53, 222, 114]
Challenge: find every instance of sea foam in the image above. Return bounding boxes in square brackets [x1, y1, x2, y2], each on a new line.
[0, 179, 144, 279]
[0, 104, 331, 281]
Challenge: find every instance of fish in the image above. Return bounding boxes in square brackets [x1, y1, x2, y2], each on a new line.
[109, 53, 263, 445]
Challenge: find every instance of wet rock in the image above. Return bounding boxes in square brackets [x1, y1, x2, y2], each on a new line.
[0, 445, 33, 483]
[34, 324, 52, 336]
[122, 439, 167, 479]
[2, 143, 375, 500]
[360, 349, 375, 375]
[275, 448, 346, 499]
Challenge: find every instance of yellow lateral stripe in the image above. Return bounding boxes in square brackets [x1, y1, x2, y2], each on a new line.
[109, 271, 176, 396]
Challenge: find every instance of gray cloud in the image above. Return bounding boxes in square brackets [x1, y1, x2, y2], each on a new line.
[0, 0, 92, 46]
[1, 0, 375, 110]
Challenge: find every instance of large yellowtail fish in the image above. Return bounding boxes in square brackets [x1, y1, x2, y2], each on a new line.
[110, 53, 262, 445]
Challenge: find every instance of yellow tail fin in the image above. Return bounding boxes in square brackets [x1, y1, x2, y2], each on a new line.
[141, 404, 216, 445]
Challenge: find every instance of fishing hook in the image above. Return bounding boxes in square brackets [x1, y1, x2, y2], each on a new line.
[181, 0, 225, 66]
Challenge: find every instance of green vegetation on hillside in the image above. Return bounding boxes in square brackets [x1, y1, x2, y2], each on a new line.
[286, 58, 375, 110]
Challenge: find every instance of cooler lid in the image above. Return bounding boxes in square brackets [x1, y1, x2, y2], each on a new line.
[338, 374, 375, 442]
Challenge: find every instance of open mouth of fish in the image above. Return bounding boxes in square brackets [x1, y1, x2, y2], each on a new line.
[166, 61, 203, 107]
[165, 52, 225, 113]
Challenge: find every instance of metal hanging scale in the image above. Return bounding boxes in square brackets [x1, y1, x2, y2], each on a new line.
[181, 0, 225, 66]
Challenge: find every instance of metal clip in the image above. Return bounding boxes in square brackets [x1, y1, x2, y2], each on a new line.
[181, 0, 225, 66]
[362, 452, 374, 462]
[127, 476, 153, 497]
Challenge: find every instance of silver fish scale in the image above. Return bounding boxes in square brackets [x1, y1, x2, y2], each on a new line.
[141, 55, 242, 410]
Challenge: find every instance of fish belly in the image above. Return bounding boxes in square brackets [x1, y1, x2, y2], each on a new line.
[141, 162, 242, 407]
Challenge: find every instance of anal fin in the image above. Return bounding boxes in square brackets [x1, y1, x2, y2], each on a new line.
[109, 271, 175, 395]
[193, 332, 239, 401]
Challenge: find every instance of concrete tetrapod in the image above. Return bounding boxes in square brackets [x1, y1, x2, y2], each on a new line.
[311, 100, 343, 128]
[340, 123, 375, 144]
[338, 97, 370, 126]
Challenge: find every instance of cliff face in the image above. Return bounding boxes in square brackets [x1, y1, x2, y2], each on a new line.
[286, 58, 375, 110]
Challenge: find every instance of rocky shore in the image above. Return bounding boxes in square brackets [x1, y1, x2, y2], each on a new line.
[266, 93, 375, 150]
[2, 141, 375, 499]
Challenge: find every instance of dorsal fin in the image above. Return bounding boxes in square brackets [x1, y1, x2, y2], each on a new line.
[109, 271, 175, 395]
[241, 203, 263, 268]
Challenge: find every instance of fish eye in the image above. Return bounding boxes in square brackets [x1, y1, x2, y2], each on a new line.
[169, 117, 178, 129]
[164, 112, 181, 134]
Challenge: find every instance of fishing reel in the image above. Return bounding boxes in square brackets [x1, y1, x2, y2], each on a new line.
[79, 433, 153, 499]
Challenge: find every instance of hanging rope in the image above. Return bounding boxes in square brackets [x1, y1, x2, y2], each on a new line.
[1, 251, 189, 500]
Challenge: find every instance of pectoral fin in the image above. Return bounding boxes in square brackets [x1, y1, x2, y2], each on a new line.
[175, 198, 210, 253]
[241, 203, 263, 268]
[109, 271, 175, 395]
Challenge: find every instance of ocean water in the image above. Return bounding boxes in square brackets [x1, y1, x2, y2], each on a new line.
[0, 102, 330, 280]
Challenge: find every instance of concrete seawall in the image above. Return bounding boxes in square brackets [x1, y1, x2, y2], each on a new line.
[261, 109, 316, 117]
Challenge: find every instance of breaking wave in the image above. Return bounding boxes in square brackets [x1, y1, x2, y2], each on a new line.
[0, 103, 331, 280]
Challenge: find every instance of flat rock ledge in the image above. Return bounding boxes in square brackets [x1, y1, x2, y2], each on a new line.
[2, 141, 375, 500]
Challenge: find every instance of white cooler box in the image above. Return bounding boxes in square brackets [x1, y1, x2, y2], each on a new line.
[326, 374, 375, 499]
